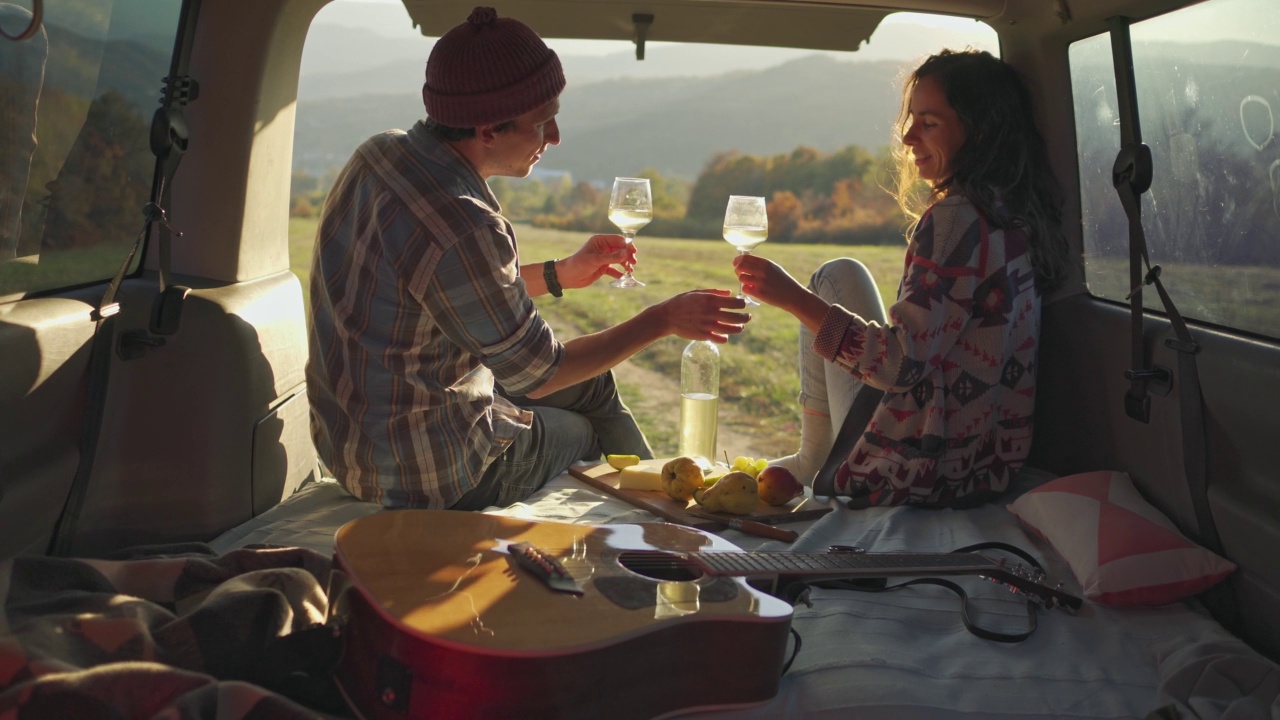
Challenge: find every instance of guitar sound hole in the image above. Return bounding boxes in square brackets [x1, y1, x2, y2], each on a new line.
[617, 551, 702, 581]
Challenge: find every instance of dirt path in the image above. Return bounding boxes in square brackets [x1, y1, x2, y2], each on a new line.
[610, 358, 781, 461]
[541, 310, 794, 462]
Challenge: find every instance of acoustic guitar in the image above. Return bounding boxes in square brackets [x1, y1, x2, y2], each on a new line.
[330, 510, 1078, 720]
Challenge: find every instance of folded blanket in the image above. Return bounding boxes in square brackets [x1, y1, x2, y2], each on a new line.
[0, 545, 345, 719]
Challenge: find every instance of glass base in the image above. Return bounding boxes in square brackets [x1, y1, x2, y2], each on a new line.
[612, 274, 644, 288]
[737, 290, 759, 306]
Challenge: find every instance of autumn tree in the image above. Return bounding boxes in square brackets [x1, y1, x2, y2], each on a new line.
[767, 191, 804, 242]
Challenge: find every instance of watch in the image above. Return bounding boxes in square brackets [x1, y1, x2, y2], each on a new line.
[543, 259, 563, 298]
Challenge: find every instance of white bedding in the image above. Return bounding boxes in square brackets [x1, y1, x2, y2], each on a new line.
[209, 468, 1280, 720]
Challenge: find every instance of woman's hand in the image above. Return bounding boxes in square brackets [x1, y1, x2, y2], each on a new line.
[559, 234, 636, 288]
[733, 254, 830, 331]
[732, 254, 807, 309]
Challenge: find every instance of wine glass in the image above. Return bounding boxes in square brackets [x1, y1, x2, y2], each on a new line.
[723, 195, 768, 306]
[608, 177, 652, 288]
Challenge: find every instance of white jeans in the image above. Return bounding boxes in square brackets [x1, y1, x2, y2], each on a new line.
[797, 257, 889, 436]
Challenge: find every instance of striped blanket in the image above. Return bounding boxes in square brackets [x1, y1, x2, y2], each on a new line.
[0, 545, 345, 719]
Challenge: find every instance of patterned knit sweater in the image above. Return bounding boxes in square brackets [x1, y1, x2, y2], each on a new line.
[814, 194, 1041, 507]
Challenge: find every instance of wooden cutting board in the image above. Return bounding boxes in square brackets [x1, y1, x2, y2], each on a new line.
[567, 460, 833, 529]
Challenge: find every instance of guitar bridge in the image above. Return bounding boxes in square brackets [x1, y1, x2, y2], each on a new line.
[509, 542, 583, 595]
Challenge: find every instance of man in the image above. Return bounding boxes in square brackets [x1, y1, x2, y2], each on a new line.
[307, 7, 748, 511]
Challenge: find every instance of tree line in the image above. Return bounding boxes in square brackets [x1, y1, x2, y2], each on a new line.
[291, 143, 913, 246]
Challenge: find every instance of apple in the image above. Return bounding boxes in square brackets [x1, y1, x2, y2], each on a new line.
[756, 465, 804, 506]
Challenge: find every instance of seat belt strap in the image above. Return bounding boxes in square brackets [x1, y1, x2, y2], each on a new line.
[148, 0, 202, 336]
[47, 0, 202, 556]
[1107, 18, 1220, 555]
[47, 221, 147, 556]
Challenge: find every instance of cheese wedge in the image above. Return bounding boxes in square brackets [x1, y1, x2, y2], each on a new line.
[617, 461, 665, 491]
[702, 465, 730, 486]
[616, 459, 732, 491]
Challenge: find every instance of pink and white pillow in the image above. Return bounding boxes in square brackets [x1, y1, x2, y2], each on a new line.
[1008, 470, 1236, 606]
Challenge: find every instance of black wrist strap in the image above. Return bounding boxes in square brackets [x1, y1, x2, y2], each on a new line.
[543, 259, 563, 297]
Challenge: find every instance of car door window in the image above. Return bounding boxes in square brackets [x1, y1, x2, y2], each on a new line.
[0, 0, 183, 302]
[1070, 0, 1280, 339]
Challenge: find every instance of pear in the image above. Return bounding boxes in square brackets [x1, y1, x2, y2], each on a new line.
[694, 471, 759, 515]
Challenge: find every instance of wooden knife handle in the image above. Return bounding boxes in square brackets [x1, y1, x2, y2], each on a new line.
[726, 518, 799, 543]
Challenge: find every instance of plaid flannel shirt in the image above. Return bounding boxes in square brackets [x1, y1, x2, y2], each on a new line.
[307, 122, 563, 509]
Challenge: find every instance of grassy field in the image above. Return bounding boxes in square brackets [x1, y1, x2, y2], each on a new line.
[1080, 257, 1280, 339]
[287, 215, 1280, 452]
[289, 216, 907, 455]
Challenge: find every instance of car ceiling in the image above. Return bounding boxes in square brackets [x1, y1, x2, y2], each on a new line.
[398, 0, 1010, 52]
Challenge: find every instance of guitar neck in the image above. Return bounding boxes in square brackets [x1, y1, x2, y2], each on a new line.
[684, 550, 1082, 611]
[689, 551, 997, 579]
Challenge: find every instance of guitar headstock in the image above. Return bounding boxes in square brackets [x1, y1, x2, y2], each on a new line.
[982, 560, 1082, 612]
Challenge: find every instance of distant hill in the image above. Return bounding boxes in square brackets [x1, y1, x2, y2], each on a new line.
[552, 55, 907, 182]
[293, 54, 912, 183]
[293, 4, 1280, 188]
[293, 6, 994, 184]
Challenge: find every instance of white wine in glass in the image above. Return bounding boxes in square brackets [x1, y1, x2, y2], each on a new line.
[608, 177, 652, 288]
[723, 195, 768, 306]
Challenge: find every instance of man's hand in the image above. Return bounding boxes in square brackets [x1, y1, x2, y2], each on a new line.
[526, 288, 749, 398]
[558, 234, 637, 288]
[657, 289, 751, 343]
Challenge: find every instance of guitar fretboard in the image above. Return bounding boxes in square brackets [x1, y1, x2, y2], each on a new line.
[691, 552, 996, 578]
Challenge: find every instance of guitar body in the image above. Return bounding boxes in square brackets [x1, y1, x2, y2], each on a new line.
[331, 510, 794, 720]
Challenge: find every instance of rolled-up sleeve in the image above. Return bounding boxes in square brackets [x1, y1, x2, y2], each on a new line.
[416, 216, 563, 396]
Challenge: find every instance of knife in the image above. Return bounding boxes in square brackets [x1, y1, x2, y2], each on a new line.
[685, 510, 799, 543]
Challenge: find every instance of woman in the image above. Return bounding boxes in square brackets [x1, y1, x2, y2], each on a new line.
[734, 49, 1070, 507]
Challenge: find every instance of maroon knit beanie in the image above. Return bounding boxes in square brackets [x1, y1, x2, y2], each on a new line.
[423, 7, 565, 128]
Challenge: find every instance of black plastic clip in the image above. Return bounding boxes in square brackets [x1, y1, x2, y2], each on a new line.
[1124, 388, 1151, 423]
[150, 285, 190, 336]
[142, 202, 182, 234]
[1125, 264, 1162, 301]
[1124, 367, 1170, 383]
[149, 76, 199, 160]
[118, 330, 166, 361]
[1112, 142, 1153, 195]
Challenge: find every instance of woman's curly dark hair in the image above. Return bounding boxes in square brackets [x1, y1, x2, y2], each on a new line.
[892, 49, 1071, 292]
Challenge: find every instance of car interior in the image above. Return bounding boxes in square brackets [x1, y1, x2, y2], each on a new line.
[1, 0, 1278, 717]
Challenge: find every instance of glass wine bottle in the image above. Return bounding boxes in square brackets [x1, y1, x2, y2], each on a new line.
[677, 340, 720, 463]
